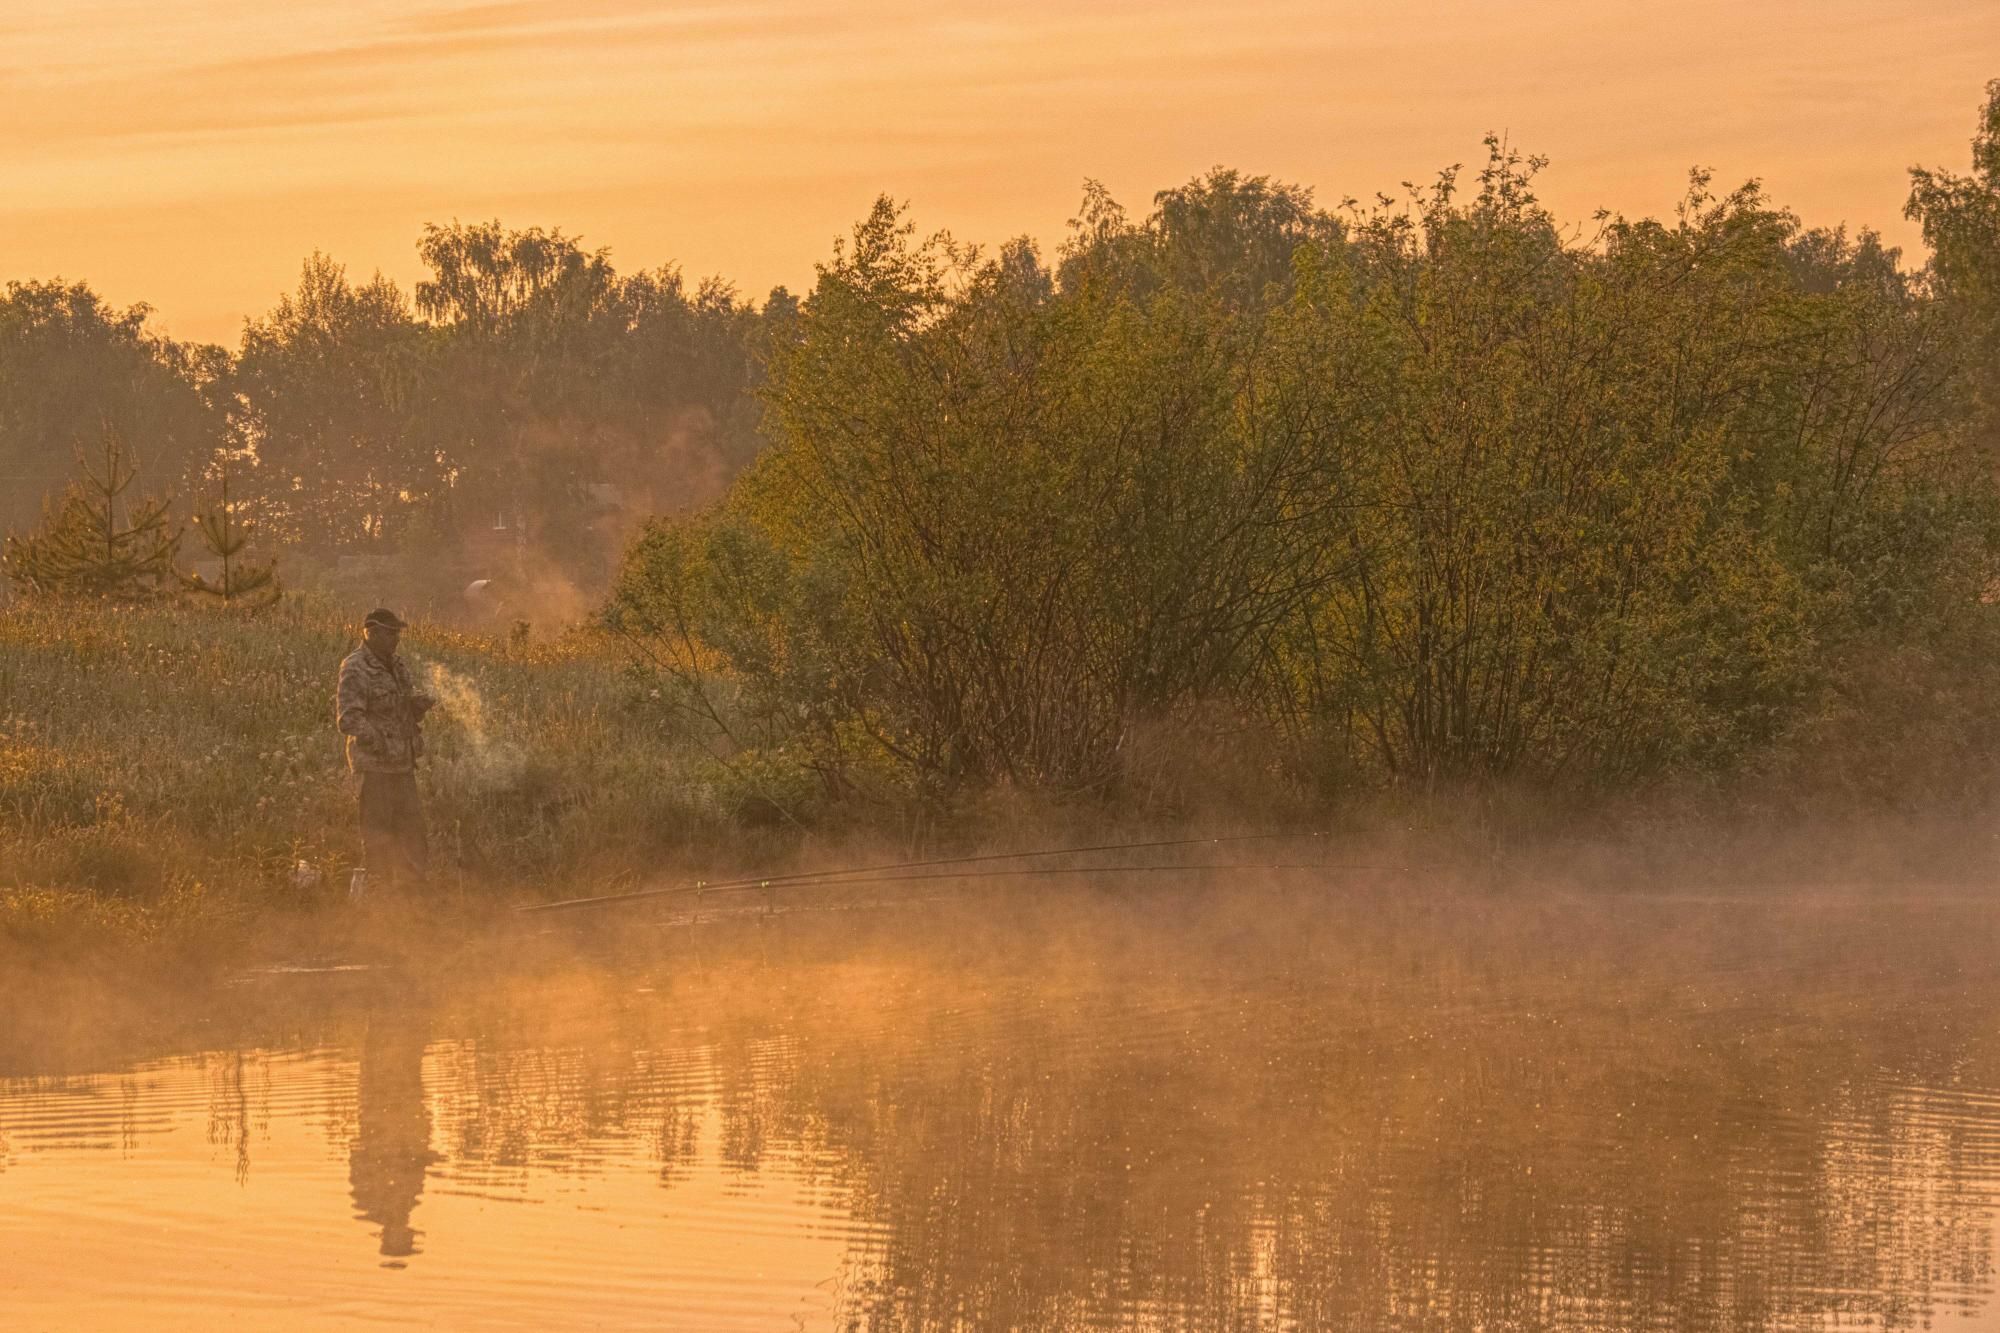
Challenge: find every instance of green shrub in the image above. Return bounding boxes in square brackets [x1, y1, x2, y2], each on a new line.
[611, 144, 2000, 803]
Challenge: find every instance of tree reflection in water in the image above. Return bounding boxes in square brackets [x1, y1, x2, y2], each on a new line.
[348, 1011, 439, 1266]
[413, 893, 2000, 1331]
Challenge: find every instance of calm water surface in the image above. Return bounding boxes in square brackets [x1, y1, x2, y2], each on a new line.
[5, 885, 2000, 1330]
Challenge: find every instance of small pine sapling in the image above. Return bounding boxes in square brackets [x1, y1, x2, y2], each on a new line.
[2, 423, 182, 599]
[179, 449, 280, 608]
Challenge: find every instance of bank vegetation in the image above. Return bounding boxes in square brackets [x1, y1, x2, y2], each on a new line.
[5, 84, 2000, 961]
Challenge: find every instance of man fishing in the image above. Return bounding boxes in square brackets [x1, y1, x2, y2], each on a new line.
[336, 608, 436, 892]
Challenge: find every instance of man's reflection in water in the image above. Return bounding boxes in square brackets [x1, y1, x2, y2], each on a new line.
[348, 1014, 440, 1266]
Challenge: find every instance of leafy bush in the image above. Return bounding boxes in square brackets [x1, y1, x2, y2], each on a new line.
[611, 138, 2000, 803]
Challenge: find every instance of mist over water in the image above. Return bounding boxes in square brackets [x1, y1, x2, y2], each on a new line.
[6, 884, 2000, 1330]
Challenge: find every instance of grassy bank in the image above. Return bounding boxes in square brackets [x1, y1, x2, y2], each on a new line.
[0, 597, 773, 967]
[6, 597, 1999, 982]
[0, 597, 1330, 974]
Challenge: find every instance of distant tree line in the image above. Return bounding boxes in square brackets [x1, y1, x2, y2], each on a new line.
[608, 83, 2000, 802]
[0, 223, 784, 596]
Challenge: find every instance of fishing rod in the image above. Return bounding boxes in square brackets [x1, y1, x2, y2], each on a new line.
[641, 860, 1415, 921]
[752, 860, 1395, 889]
[530, 858, 1424, 922]
[517, 828, 1359, 915]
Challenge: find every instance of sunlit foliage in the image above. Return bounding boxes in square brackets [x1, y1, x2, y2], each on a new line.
[613, 124, 2000, 799]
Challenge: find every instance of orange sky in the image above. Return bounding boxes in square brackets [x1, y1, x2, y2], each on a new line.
[3, 0, 1996, 346]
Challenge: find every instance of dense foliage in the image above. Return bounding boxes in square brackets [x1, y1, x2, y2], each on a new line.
[611, 91, 2000, 802]
[2, 230, 778, 606]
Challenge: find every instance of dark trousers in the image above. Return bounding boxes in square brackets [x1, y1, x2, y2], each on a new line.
[360, 771, 428, 887]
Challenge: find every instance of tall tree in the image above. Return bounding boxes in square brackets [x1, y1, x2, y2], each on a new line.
[1908, 79, 2000, 457]
[233, 255, 435, 552]
[1058, 168, 1342, 311]
[0, 281, 224, 537]
[415, 222, 767, 588]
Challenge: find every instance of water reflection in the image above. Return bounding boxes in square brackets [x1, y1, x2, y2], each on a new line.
[205, 1053, 251, 1185]
[4, 891, 2000, 1329]
[432, 896, 2000, 1331]
[348, 1012, 439, 1264]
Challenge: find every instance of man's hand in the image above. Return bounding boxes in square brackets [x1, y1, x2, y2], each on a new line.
[411, 692, 438, 717]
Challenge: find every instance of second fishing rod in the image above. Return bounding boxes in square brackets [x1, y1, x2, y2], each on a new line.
[517, 827, 1416, 915]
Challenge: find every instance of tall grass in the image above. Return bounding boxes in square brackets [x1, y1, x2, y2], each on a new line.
[0, 597, 745, 962]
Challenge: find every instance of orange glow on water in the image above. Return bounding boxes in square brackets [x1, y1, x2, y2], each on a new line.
[10, 892, 2000, 1328]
